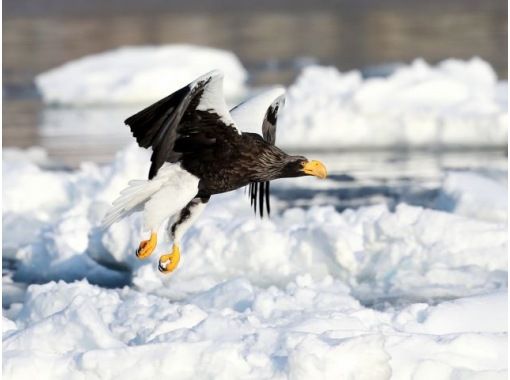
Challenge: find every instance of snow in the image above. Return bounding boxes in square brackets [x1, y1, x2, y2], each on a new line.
[2, 144, 508, 379]
[35, 45, 248, 105]
[5, 46, 509, 379]
[434, 170, 507, 222]
[278, 57, 507, 148]
[35, 48, 507, 149]
[2, 280, 507, 380]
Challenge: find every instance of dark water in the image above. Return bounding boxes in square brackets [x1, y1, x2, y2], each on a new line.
[3, 0, 508, 163]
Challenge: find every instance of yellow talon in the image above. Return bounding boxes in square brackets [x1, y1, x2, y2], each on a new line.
[136, 232, 157, 259]
[158, 245, 181, 274]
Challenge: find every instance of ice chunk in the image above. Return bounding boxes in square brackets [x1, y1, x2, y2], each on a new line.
[2, 280, 507, 379]
[36, 45, 247, 105]
[279, 57, 507, 148]
[435, 170, 507, 222]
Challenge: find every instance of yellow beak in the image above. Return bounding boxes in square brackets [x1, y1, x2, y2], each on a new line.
[302, 160, 328, 179]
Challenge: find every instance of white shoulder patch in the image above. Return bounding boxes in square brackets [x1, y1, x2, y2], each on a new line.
[193, 70, 240, 133]
[230, 87, 285, 134]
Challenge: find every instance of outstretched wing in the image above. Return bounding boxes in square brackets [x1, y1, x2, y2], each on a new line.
[231, 89, 285, 217]
[125, 70, 239, 179]
[262, 93, 285, 145]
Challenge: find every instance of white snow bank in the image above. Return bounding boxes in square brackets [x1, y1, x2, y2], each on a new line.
[35, 45, 247, 105]
[435, 170, 507, 222]
[279, 57, 507, 148]
[3, 145, 508, 378]
[36, 52, 506, 148]
[3, 145, 507, 301]
[3, 280, 507, 379]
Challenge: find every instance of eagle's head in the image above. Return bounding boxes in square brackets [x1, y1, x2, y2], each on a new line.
[280, 156, 328, 179]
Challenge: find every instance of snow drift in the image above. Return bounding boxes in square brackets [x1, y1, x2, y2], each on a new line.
[7, 46, 509, 378]
[3, 145, 507, 300]
[2, 145, 508, 378]
[3, 279, 506, 380]
[35, 45, 248, 105]
[35, 48, 507, 149]
[279, 57, 507, 148]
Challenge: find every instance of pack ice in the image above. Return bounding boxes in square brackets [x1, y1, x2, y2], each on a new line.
[3, 144, 507, 379]
[35, 49, 507, 149]
[4, 46, 508, 379]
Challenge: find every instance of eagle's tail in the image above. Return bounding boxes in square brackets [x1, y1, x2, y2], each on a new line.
[102, 179, 163, 227]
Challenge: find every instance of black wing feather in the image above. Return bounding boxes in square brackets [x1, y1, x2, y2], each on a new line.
[259, 182, 264, 217]
[248, 94, 285, 218]
[265, 181, 270, 215]
[125, 84, 192, 149]
[124, 76, 226, 179]
[261, 94, 284, 145]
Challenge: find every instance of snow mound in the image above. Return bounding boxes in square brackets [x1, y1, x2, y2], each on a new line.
[3, 280, 507, 379]
[35, 53, 507, 148]
[3, 145, 508, 378]
[35, 45, 247, 105]
[3, 145, 507, 302]
[435, 170, 507, 222]
[279, 57, 507, 148]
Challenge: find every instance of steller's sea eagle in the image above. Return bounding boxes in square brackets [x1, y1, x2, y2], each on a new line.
[103, 70, 327, 273]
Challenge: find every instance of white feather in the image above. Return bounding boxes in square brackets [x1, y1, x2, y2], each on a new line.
[193, 70, 239, 133]
[230, 87, 285, 133]
[103, 163, 199, 230]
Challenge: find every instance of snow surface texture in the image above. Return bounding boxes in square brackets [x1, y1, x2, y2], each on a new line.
[3, 145, 508, 379]
[35, 45, 247, 105]
[278, 57, 507, 148]
[3, 280, 506, 380]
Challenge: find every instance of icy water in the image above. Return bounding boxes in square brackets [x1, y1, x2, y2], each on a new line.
[3, 0, 507, 155]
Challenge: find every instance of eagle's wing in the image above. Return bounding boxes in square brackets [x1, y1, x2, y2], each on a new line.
[231, 88, 286, 217]
[125, 70, 239, 179]
[262, 93, 285, 145]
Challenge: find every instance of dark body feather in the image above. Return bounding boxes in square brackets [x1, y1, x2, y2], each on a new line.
[179, 130, 290, 196]
[125, 72, 301, 217]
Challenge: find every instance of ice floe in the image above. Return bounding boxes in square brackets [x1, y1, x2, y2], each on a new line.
[279, 57, 507, 148]
[35, 45, 248, 105]
[3, 145, 507, 302]
[5, 48, 509, 378]
[2, 279, 507, 379]
[2, 143, 508, 378]
[36, 50, 507, 149]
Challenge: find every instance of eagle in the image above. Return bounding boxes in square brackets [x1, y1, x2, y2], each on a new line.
[103, 70, 327, 273]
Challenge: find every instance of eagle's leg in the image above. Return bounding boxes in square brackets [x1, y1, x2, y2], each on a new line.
[136, 231, 157, 259]
[158, 195, 210, 273]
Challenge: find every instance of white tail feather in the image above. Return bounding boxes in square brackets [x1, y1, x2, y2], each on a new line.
[102, 163, 200, 230]
[102, 179, 163, 227]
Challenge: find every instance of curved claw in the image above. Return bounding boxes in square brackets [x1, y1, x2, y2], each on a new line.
[136, 232, 157, 259]
[158, 245, 181, 274]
